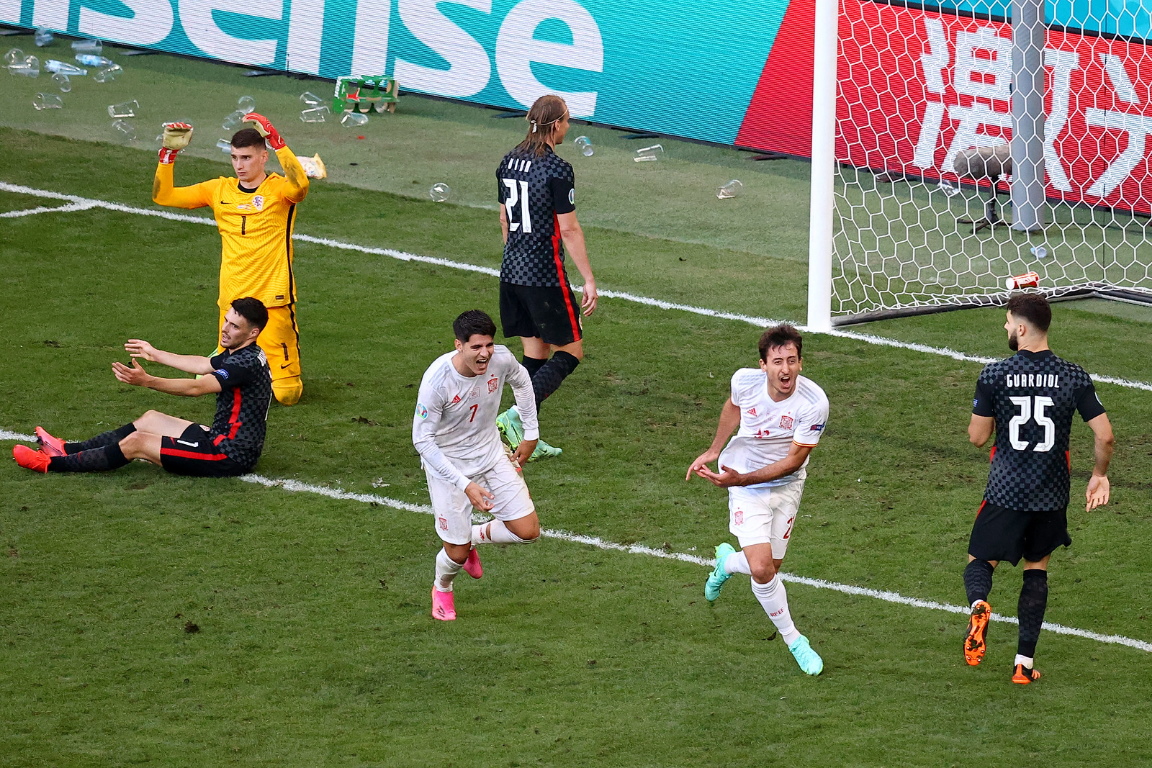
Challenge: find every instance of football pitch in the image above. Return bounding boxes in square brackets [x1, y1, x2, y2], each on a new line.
[2, 52, 1152, 766]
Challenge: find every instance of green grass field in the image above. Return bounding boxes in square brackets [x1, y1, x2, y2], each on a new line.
[2, 42, 1152, 767]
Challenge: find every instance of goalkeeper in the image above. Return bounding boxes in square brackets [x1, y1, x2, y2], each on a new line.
[152, 115, 310, 406]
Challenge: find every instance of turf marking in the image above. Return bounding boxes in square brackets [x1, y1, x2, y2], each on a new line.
[3, 425, 1147, 653]
[2, 181, 1150, 393]
[0, 201, 101, 218]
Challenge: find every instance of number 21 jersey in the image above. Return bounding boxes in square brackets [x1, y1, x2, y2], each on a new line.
[496, 146, 576, 287]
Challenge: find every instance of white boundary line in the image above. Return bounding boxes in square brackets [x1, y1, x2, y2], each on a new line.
[3, 433, 1149, 652]
[2, 180, 1150, 393]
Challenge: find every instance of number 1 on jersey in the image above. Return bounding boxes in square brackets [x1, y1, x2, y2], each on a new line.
[502, 179, 532, 233]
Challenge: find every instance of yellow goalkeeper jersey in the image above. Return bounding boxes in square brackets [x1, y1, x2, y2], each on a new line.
[153, 147, 309, 309]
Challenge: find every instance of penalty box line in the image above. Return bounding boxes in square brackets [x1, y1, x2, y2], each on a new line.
[1, 180, 1149, 394]
[2, 428, 1148, 654]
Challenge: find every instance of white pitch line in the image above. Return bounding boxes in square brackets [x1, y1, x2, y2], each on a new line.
[240, 473, 1152, 654]
[3, 428, 1148, 653]
[2, 180, 1149, 392]
[0, 201, 101, 218]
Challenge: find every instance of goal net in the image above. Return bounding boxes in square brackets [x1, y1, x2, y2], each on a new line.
[810, 0, 1152, 327]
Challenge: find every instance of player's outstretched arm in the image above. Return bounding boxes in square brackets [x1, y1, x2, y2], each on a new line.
[124, 339, 214, 375]
[244, 113, 309, 202]
[1085, 412, 1115, 511]
[153, 123, 211, 209]
[557, 211, 596, 316]
[112, 360, 221, 397]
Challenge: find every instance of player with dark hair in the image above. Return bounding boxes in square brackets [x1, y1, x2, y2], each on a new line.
[13, 297, 272, 478]
[493, 94, 597, 462]
[152, 114, 310, 406]
[414, 310, 541, 621]
[963, 293, 1113, 684]
[687, 323, 828, 676]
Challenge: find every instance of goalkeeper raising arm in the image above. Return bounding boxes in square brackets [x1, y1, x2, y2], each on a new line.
[151, 115, 310, 406]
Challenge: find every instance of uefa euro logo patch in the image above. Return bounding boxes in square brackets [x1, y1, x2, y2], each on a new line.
[215, 369, 229, 379]
[415, 403, 428, 419]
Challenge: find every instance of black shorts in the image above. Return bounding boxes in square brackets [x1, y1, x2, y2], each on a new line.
[500, 281, 583, 346]
[968, 500, 1071, 566]
[159, 424, 247, 478]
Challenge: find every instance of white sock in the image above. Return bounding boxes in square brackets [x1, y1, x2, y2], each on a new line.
[434, 548, 463, 592]
[725, 550, 751, 575]
[1014, 654, 1034, 669]
[472, 520, 530, 545]
[751, 574, 801, 645]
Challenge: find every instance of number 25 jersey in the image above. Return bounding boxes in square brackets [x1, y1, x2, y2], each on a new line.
[973, 349, 1105, 511]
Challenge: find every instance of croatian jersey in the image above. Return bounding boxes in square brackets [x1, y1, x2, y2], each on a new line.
[496, 146, 576, 287]
[973, 349, 1105, 511]
[208, 344, 272, 469]
[719, 370, 829, 489]
[153, 146, 309, 309]
[413, 346, 539, 490]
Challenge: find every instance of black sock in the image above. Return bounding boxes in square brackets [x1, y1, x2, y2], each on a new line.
[521, 355, 547, 378]
[1017, 569, 1049, 658]
[50, 443, 130, 473]
[64, 423, 136, 454]
[531, 351, 580, 408]
[964, 558, 995, 605]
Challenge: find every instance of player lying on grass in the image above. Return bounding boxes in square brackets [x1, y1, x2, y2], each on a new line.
[687, 323, 828, 676]
[413, 310, 541, 621]
[152, 115, 309, 406]
[14, 298, 272, 478]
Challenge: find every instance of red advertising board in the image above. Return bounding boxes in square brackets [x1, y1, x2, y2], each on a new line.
[739, 0, 1152, 214]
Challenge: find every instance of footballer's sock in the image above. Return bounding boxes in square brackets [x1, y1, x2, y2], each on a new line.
[531, 351, 580, 407]
[1014, 653, 1035, 669]
[434, 548, 464, 592]
[521, 355, 547, 378]
[964, 558, 995, 605]
[64, 423, 136, 455]
[725, 550, 752, 576]
[471, 520, 533, 545]
[751, 574, 801, 645]
[1016, 569, 1048, 659]
[49, 444, 130, 473]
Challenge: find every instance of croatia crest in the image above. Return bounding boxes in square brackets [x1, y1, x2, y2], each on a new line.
[779, 415, 794, 430]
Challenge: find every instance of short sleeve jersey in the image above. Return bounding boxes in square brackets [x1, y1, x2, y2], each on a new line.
[208, 344, 273, 469]
[973, 349, 1105, 511]
[718, 370, 830, 489]
[412, 346, 536, 488]
[496, 146, 576, 287]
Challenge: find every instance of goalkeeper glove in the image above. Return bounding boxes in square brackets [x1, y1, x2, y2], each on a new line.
[158, 122, 193, 164]
[243, 112, 285, 150]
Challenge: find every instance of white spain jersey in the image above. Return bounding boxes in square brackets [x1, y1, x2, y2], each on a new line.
[412, 346, 539, 490]
[718, 369, 829, 488]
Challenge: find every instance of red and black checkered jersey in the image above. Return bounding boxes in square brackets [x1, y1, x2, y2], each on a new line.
[496, 146, 576, 287]
[208, 344, 272, 469]
[973, 349, 1105, 511]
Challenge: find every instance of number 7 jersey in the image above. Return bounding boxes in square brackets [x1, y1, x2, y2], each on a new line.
[496, 146, 576, 287]
[973, 349, 1105, 511]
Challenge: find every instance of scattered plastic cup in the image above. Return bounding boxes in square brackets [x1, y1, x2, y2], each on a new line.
[34, 28, 53, 47]
[340, 111, 369, 128]
[33, 92, 63, 110]
[4, 48, 25, 65]
[1030, 245, 1049, 259]
[111, 118, 136, 141]
[299, 91, 322, 106]
[216, 138, 233, 153]
[1005, 271, 1040, 290]
[573, 136, 593, 157]
[107, 99, 139, 118]
[222, 109, 245, 131]
[75, 54, 113, 68]
[92, 63, 121, 83]
[51, 72, 70, 92]
[45, 60, 86, 76]
[634, 144, 664, 162]
[299, 106, 329, 123]
[429, 183, 451, 202]
[717, 179, 744, 200]
[71, 39, 102, 55]
[237, 95, 256, 113]
[9, 55, 40, 77]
